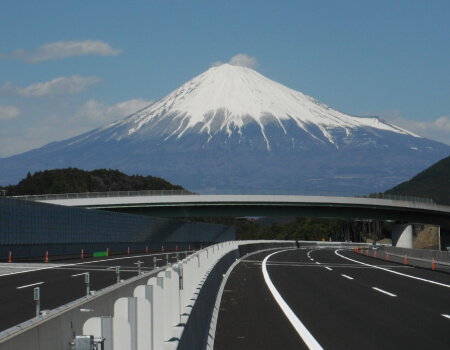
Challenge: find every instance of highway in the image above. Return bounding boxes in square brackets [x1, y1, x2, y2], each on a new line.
[0, 251, 188, 333]
[215, 247, 450, 350]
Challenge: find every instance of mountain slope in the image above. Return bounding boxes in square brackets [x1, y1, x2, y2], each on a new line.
[0, 64, 448, 192]
[385, 156, 450, 205]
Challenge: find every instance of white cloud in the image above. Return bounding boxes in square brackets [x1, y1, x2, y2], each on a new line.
[74, 98, 153, 125]
[0, 98, 153, 158]
[229, 54, 258, 69]
[380, 110, 450, 145]
[0, 104, 20, 120]
[212, 53, 259, 69]
[1, 76, 101, 97]
[0, 40, 122, 63]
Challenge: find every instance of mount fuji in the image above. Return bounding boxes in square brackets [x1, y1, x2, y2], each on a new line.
[1, 64, 449, 192]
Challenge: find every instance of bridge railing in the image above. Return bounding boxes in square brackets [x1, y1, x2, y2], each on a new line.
[11, 190, 437, 205]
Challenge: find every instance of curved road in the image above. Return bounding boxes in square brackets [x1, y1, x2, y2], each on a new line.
[215, 247, 450, 350]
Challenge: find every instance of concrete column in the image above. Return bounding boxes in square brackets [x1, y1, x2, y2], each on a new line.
[392, 223, 413, 248]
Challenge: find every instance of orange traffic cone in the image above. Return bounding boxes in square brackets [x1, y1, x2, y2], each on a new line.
[8, 251, 12, 263]
[45, 251, 49, 263]
[432, 257, 435, 271]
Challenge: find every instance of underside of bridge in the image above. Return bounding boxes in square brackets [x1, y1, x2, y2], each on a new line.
[100, 203, 450, 250]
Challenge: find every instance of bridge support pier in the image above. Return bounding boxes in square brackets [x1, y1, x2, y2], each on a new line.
[440, 228, 450, 251]
[392, 223, 413, 248]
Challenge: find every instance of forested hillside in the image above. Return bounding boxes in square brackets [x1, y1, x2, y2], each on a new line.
[1, 168, 184, 196]
[385, 155, 450, 206]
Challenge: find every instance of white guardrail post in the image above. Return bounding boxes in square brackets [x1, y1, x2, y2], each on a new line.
[81, 242, 236, 350]
[113, 297, 137, 350]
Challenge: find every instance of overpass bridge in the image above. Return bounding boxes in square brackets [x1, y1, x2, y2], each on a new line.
[16, 191, 450, 248]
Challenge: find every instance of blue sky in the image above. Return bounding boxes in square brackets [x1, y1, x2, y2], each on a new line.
[0, 0, 449, 157]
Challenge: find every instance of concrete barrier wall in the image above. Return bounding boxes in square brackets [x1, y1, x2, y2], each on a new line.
[0, 240, 297, 350]
[0, 265, 167, 350]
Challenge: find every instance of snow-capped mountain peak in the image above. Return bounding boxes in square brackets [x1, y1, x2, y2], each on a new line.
[106, 63, 419, 150]
[1, 63, 448, 193]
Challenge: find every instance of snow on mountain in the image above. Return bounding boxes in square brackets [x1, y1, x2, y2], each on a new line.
[100, 64, 419, 149]
[0, 63, 448, 192]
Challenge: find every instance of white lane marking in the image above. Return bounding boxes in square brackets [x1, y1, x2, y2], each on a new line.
[441, 314, 450, 320]
[341, 274, 354, 280]
[17, 282, 44, 289]
[71, 272, 88, 277]
[310, 258, 314, 261]
[262, 250, 324, 350]
[372, 287, 397, 297]
[315, 262, 321, 265]
[335, 250, 450, 289]
[325, 267, 333, 271]
[0, 252, 178, 277]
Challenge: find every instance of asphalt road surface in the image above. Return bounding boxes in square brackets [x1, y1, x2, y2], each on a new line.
[215, 247, 450, 350]
[0, 251, 188, 332]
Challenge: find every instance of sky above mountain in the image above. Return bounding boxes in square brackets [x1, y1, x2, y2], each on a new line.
[0, 1, 449, 161]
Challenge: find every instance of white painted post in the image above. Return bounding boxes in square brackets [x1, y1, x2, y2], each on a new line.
[133, 285, 153, 350]
[83, 316, 113, 350]
[157, 270, 173, 341]
[114, 297, 137, 350]
[169, 266, 181, 327]
[146, 277, 164, 350]
[113, 316, 132, 350]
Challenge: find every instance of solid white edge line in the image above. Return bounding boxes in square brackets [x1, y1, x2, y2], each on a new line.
[0, 252, 177, 277]
[262, 250, 324, 350]
[341, 274, 354, 280]
[17, 281, 44, 289]
[372, 287, 397, 297]
[335, 250, 450, 289]
[441, 314, 450, 320]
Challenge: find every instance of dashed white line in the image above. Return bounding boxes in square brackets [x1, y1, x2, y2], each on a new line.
[372, 287, 397, 297]
[315, 262, 321, 265]
[262, 250, 323, 350]
[441, 314, 450, 320]
[17, 282, 44, 289]
[341, 274, 354, 280]
[325, 267, 333, 271]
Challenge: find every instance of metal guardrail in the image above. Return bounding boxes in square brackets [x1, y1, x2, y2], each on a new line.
[11, 190, 437, 205]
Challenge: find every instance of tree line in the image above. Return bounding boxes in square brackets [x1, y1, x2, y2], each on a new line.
[1, 168, 184, 196]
